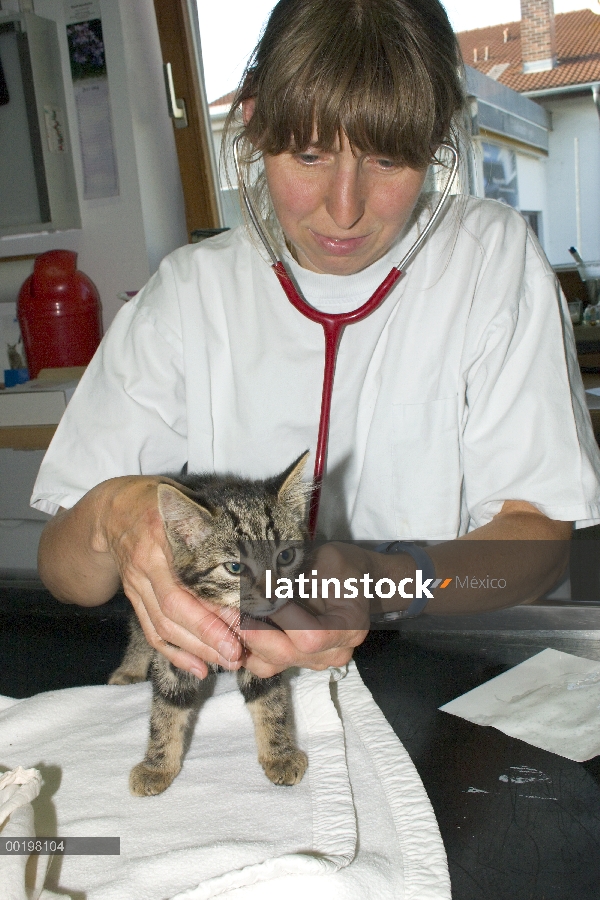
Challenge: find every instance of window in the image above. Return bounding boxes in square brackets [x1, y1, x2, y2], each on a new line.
[521, 211, 542, 241]
[482, 142, 519, 208]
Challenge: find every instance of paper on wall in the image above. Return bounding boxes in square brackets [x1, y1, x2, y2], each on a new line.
[64, 3, 119, 200]
[64, 1, 101, 26]
[0, 302, 23, 372]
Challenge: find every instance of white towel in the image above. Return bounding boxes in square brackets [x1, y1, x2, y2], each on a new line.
[0, 766, 68, 900]
[0, 662, 449, 900]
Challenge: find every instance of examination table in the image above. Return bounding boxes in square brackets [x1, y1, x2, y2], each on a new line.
[1, 580, 600, 899]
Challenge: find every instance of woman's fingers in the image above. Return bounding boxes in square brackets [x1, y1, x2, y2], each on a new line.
[98, 476, 245, 675]
[242, 641, 356, 678]
[129, 583, 244, 672]
[270, 597, 370, 634]
[127, 588, 211, 678]
[239, 614, 366, 676]
[233, 540, 374, 675]
[150, 564, 243, 660]
[121, 542, 244, 673]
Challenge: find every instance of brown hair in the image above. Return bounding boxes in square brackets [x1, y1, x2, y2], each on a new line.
[226, 0, 465, 170]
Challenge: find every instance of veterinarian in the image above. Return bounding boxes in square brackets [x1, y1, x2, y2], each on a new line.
[33, 0, 600, 680]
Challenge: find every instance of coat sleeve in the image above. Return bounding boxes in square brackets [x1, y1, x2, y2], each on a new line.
[461, 224, 600, 530]
[31, 257, 188, 514]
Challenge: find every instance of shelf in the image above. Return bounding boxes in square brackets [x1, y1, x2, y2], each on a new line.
[0, 425, 56, 450]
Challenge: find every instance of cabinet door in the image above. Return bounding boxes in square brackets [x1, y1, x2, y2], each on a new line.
[24, 12, 80, 232]
[0, 449, 48, 521]
[0, 448, 49, 575]
[0, 14, 80, 237]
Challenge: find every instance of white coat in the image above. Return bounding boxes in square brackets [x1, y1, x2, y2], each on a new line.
[32, 195, 600, 539]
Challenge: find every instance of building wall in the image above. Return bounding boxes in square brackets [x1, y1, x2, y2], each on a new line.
[0, 0, 187, 328]
[538, 94, 600, 267]
[515, 149, 548, 243]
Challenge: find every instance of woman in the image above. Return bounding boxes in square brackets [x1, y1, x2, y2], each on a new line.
[33, 0, 599, 680]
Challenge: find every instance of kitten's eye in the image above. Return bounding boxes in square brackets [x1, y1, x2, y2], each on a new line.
[277, 548, 296, 565]
[224, 561, 245, 575]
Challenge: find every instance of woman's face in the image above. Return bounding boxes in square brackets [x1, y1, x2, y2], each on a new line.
[262, 133, 428, 276]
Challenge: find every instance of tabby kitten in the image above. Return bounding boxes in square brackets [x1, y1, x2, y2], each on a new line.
[109, 453, 310, 797]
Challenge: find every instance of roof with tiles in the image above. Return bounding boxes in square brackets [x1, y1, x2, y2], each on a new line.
[457, 9, 600, 93]
[209, 91, 236, 107]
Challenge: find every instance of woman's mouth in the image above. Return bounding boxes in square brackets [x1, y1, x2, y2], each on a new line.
[310, 231, 370, 256]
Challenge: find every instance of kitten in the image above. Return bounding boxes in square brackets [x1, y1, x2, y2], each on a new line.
[109, 452, 310, 797]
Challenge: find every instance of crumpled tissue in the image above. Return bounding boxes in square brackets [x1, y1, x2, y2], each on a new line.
[439, 648, 600, 762]
[0, 766, 67, 900]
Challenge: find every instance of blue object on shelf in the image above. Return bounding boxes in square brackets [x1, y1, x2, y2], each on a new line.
[4, 368, 30, 387]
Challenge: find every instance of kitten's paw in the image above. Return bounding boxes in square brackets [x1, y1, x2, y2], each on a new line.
[108, 668, 146, 685]
[129, 762, 179, 796]
[262, 749, 308, 786]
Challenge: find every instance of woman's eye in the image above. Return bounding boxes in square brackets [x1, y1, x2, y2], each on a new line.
[374, 158, 397, 170]
[296, 152, 321, 164]
[224, 561, 244, 575]
[277, 547, 296, 565]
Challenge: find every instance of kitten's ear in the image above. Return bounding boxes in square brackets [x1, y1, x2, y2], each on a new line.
[272, 451, 311, 510]
[157, 484, 214, 551]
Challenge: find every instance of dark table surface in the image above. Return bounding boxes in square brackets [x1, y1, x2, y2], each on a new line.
[1, 584, 599, 900]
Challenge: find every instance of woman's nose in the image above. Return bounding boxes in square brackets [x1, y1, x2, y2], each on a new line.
[325, 162, 365, 230]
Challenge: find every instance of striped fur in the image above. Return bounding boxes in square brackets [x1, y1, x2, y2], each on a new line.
[109, 453, 310, 796]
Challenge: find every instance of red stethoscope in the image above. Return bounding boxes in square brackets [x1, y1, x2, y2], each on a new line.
[234, 137, 459, 538]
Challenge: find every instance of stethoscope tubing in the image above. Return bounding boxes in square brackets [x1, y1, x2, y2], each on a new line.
[233, 136, 459, 538]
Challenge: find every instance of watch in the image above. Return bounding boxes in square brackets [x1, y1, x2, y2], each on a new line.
[370, 541, 436, 623]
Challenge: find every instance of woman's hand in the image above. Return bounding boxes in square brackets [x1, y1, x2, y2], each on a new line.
[39, 483, 570, 681]
[224, 504, 572, 677]
[234, 542, 381, 678]
[38, 476, 245, 679]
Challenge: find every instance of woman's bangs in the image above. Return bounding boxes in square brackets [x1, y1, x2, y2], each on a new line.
[236, 0, 464, 171]
[256, 54, 437, 170]
[340, 72, 437, 168]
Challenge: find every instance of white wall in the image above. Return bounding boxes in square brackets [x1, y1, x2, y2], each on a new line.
[516, 152, 547, 213]
[539, 94, 600, 267]
[0, 0, 187, 328]
[516, 150, 548, 245]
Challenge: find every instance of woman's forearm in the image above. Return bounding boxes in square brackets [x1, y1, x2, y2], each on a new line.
[38, 475, 246, 676]
[38, 495, 119, 606]
[37, 476, 163, 606]
[375, 503, 572, 617]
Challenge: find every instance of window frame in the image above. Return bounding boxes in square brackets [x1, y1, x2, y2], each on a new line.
[152, 0, 224, 237]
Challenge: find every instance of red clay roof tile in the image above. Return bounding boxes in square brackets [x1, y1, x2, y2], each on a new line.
[209, 91, 236, 107]
[457, 9, 600, 93]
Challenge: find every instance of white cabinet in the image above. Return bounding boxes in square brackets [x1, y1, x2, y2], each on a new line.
[0, 448, 48, 574]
